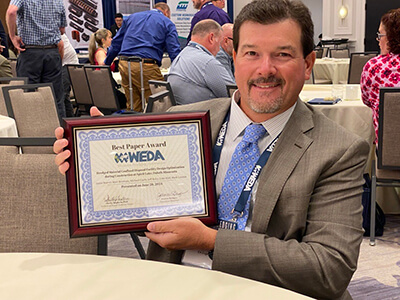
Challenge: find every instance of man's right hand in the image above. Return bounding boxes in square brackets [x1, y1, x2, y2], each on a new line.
[11, 36, 25, 52]
[54, 106, 103, 175]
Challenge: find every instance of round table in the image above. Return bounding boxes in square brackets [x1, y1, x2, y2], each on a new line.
[300, 84, 374, 144]
[0, 253, 312, 300]
[0, 114, 18, 137]
[313, 58, 350, 84]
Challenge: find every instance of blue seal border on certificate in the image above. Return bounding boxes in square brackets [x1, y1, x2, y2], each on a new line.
[77, 123, 205, 224]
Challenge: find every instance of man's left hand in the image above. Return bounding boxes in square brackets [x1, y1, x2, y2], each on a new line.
[145, 217, 217, 251]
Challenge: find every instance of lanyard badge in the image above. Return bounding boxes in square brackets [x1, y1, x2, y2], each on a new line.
[213, 111, 280, 230]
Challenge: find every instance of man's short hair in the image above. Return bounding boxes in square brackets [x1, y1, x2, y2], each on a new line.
[233, 0, 314, 58]
[115, 13, 123, 19]
[154, 2, 170, 12]
[192, 19, 222, 38]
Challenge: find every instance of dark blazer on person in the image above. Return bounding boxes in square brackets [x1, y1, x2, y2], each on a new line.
[0, 20, 9, 59]
[147, 97, 369, 300]
[110, 23, 119, 38]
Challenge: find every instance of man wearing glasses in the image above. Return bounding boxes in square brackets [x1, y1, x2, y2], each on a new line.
[167, 19, 235, 105]
[361, 8, 400, 143]
[216, 23, 234, 81]
[212, 0, 226, 9]
[187, 0, 231, 42]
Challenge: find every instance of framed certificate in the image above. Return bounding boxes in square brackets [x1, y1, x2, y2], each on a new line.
[64, 112, 217, 237]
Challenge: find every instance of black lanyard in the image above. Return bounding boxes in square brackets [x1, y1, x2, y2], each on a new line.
[213, 110, 280, 217]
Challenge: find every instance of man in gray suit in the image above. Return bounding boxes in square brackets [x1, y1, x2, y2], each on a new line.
[146, 1, 369, 299]
[54, 0, 369, 299]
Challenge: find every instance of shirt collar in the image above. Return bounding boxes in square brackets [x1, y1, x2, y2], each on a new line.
[220, 47, 231, 59]
[230, 90, 296, 141]
[201, 1, 213, 9]
[187, 41, 213, 56]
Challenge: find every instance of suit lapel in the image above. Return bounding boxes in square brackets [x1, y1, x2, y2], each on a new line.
[251, 101, 315, 233]
[206, 98, 231, 146]
[170, 98, 315, 233]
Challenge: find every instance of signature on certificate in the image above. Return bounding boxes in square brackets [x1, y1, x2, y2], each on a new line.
[157, 190, 189, 202]
[103, 194, 130, 204]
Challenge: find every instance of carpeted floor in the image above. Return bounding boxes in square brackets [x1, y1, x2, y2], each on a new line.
[108, 215, 400, 299]
[348, 214, 400, 299]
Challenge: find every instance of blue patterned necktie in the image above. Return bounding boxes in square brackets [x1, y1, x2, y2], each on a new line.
[218, 123, 267, 230]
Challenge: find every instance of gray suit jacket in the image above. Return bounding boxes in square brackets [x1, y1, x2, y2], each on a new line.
[0, 55, 12, 78]
[147, 98, 369, 300]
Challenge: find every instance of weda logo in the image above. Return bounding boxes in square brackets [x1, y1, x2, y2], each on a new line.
[176, 1, 189, 10]
[215, 121, 227, 146]
[114, 151, 165, 163]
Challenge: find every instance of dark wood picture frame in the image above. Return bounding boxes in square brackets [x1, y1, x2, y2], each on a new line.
[63, 111, 217, 237]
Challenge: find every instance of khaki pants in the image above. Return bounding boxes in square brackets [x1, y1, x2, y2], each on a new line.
[119, 60, 164, 112]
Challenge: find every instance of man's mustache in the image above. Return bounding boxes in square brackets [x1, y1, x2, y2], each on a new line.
[248, 76, 283, 86]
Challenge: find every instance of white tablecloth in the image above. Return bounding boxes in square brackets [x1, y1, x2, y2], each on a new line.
[0, 115, 18, 137]
[0, 253, 312, 300]
[112, 68, 169, 87]
[301, 84, 400, 213]
[300, 84, 374, 144]
[112, 72, 122, 85]
[313, 58, 350, 84]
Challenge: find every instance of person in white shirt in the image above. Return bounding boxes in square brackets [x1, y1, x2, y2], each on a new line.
[61, 34, 78, 117]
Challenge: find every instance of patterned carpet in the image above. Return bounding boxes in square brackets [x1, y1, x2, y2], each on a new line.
[108, 215, 400, 299]
[349, 214, 400, 299]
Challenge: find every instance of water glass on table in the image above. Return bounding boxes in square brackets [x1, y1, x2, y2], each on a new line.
[331, 84, 344, 100]
[345, 85, 359, 100]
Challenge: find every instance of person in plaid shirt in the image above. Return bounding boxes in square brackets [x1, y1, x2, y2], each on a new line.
[6, 0, 67, 119]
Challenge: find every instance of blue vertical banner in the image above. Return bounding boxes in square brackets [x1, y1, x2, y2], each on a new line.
[102, 0, 117, 30]
[227, 0, 233, 21]
[63, 0, 104, 49]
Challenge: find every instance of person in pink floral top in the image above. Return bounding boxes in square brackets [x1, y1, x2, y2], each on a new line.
[361, 8, 400, 143]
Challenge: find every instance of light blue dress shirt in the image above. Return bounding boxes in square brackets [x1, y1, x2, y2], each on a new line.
[216, 47, 235, 82]
[168, 41, 236, 105]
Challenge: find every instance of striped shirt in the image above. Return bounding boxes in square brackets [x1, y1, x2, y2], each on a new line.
[11, 0, 66, 46]
[215, 92, 296, 206]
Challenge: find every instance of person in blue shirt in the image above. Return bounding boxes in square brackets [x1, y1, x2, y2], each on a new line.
[216, 23, 235, 81]
[104, 2, 181, 112]
[187, 0, 232, 42]
[168, 19, 235, 105]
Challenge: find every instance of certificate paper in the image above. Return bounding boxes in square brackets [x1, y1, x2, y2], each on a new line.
[64, 112, 216, 237]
